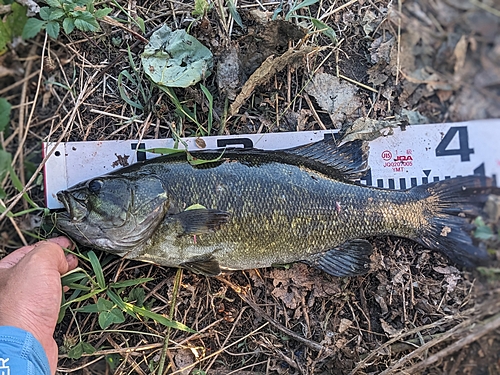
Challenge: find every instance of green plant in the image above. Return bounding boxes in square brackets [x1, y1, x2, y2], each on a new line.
[272, 0, 337, 44]
[0, 1, 28, 53]
[58, 249, 194, 359]
[22, 0, 112, 40]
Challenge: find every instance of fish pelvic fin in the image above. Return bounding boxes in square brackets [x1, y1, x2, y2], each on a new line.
[285, 138, 369, 181]
[306, 239, 373, 277]
[415, 176, 500, 268]
[181, 255, 221, 276]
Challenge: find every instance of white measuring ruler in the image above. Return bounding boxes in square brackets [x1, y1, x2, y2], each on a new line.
[43, 119, 500, 209]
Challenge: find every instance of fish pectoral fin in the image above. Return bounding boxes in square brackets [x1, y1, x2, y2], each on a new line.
[170, 208, 230, 235]
[181, 256, 221, 276]
[307, 239, 372, 277]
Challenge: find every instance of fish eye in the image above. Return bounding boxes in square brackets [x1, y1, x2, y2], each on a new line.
[88, 179, 103, 193]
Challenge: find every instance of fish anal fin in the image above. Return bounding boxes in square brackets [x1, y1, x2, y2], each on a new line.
[170, 208, 230, 236]
[307, 239, 372, 277]
[181, 256, 221, 276]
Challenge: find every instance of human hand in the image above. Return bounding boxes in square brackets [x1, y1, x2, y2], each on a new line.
[0, 237, 78, 374]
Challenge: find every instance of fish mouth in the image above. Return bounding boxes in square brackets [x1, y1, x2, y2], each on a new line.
[57, 191, 88, 222]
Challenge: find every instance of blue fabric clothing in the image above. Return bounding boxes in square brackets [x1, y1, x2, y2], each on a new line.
[0, 326, 50, 375]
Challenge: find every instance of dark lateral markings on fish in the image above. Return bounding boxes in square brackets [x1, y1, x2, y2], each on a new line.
[55, 138, 500, 278]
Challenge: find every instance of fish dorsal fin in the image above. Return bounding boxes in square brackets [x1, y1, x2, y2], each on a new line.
[181, 255, 221, 276]
[306, 239, 372, 277]
[169, 208, 231, 235]
[285, 138, 369, 181]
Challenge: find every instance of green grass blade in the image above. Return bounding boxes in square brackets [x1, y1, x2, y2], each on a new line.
[87, 251, 106, 289]
[110, 277, 155, 289]
[200, 84, 213, 134]
[227, 0, 243, 29]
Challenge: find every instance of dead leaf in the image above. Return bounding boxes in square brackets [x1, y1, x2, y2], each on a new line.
[338, 318, 352, 333]
[217, 43, 242, 100]
[305, 72, 362, 126]
[340, 117, 401, 145]
[229, 46, 317, 116]
[174, 349, 194, 375]
[380, 318, 401, 337]
[453, 35, 468, 74]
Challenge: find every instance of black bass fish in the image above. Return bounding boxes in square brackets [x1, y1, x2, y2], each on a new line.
[54, 139, 495, 276]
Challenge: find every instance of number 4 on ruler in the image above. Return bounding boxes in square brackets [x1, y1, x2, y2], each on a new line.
[435, 126, 474, 161]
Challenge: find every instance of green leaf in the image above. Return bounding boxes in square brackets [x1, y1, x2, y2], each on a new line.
[48, 8, 65, 20]
[45, 0, 62, 8]
[22, 18, 46, 39]
[311, 18, 336, 43]
[76, 303, 99, 313]
[45, 20, 60, 38]
[87, 251, 106, 289]
[185, 203, 207, 211]
[99, 308, 125, 329]
[94, 7, 112, 19]
[61, 288, 105, 306]
[67, 341, 84, 359]
[126, 287, 146, 307]
[141, 25, 213, 88]
[39, 7, 52, 21]
[110, 277, 154, 289]
[86, 0, 95, 14]
[118, 70, 144, 109]
[187, 150, 224, 166]
[106, 353, 123, 372]
[7, 3, 28, 37]
[68, 341, 95, 359]
[286, 0, 319, 20]
[74, 15, 99, 32]
[81, 341, 96, 355]
[136, 16, 145, 33]
[0, 98, 11, 132]
[62, 17, 75, 34]
[97, 297, 114, 312]
[200, 84, 213, 134]
[128, 303, 196, 332]
[475, 225, 495, 240]
[0, 22, 8, 53]
[192, 0, 209, 17]
[227, 0, 243, 29]
[140, 147, 184, 155]
[61, 271, 88, 287]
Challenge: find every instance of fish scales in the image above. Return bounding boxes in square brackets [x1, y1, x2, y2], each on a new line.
[132, 161, 421, 262]
[54, 139, 496, 276]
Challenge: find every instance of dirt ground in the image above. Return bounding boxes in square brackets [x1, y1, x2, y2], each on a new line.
[1, 0, 500, 374]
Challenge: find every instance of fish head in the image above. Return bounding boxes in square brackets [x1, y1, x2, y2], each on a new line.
[55, 175, 170, 253]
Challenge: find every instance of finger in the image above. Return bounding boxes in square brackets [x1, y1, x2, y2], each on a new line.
[0, 244, 37, 269]
[65, 253, 79, 271]
[46, 236, 73, 250]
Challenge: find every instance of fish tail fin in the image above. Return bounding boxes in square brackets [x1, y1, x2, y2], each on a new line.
[414, 176, 499, 267]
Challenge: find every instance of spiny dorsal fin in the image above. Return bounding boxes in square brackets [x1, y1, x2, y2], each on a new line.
[285, 138, 369, 181]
